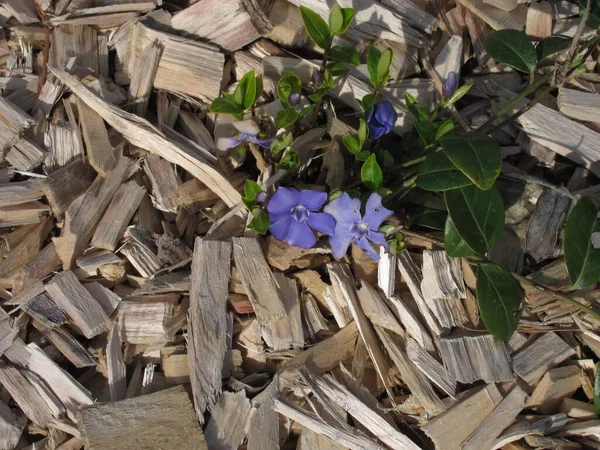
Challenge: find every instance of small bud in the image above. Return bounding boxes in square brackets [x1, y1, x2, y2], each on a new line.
[442, 71, 458, 99]
[312, 69, 323, 86]
[288, 92, 301, 106]
[255, 191, 268, 205]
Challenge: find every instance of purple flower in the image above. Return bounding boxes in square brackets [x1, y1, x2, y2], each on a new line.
[288, 92, 301, 106]
[324, 192, 393, 260]
[367, 101, 397, 140]
[442, 71, 458, 98]
[216, 119, 273, 151]
[267, 187, 335, 248]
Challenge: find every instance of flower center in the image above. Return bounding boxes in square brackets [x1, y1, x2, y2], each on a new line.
[291, 205, 309, 222]
[351, 221, 369, 239]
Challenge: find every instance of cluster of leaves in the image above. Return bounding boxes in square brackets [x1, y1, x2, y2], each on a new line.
[242, 180, 269, 234]
[210, 70, 262, 119]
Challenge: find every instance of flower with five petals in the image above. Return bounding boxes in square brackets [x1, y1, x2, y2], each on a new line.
[215, 119, 273, 151]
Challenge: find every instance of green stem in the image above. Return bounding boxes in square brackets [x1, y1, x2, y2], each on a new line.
[387, 155, 427, 172]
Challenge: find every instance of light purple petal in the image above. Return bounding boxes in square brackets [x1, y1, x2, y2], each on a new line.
[355, 236, 380, 260]
[324, 193, 361, 228]
[307, 212, 335, 235]
[329, 230, 353, 260]
[233, 119, 260, 136]
[367, 230, 389, 249]
[216, 135, 246, 151]
[249, 136, 273, 149]
[268, 212, 292, 241]
[285, 220, 316, 248]
[267, 187, 299, 214]
[363, 193, 393, 230]
[299, 190, 328, 211]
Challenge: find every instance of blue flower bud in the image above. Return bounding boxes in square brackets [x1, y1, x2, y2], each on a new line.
[367, 100, 397, 140]
[442, 71, 458, 99]
[312, 69, 323, 86]
[288, 92, 301, 106]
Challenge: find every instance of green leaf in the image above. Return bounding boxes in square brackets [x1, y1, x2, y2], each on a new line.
[415, 120, 437, 146]
[300, 6, 331, 49]
[338, 7, 355, 34]
[440, 133, 502, 191]
[308, 69, 334, 102]
[404, 92, 429, 120]
[484, 29, 537, 73]
[536, 35, 572, 61]
[210, 97, 243, 116]
[594, 361, 600, 415]
[579, 0, 600, 28]
[270, 132, 293, 155]
[249, 207, 270, 235]
[343, 135, 360, 154]
[367, 46, 382, 89]
[277, 72, 302, 108]
[380, 149, 394, 167]
[476, 262, 523, 341]
[362, 94, 375, 115]
[417, 151, 473, 192]
[327, 62, 349, 77]
[408, 208, 447, 231]
[235, 70, 257, 110]
[275, 109, 299, 128]
[377, 48, 393, 87]
[361, 154, 383, 189]
[358, 119, 368, 148]
[444, 184, 505, 255]
[444, 81, 474, 107]
[328, 45, 360, 65]
[329, 2, 344, 34]
[298, 104, 315, 119]
[444, 216, 475, 257]
[277, 150, 301, 171]
[564, 197, 600, 289]
[356, 150, 371, 161]
[435, 120, 454, 141]
[244, 179, 262, 201]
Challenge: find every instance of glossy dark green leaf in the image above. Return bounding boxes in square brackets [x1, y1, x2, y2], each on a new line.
[356, 150, 371, 161]
[249, 207, 270, 235]
[275, 109, 298, 128]
[235, 70, 257, 110]
[367, 46, 381, 89]
[404, 92, 429, 121]
[277, 150, 300, 171]
[298, 104, 315, 119]
[536, 35, 572, 61]
[328, 45, 360, 66]
[440, 133, 501, 191]
[484, 29, 537, 73]
[358, 119, 368, 148]
[564, 197, 600, 289]
[435, 120, 454, 141]
[415, 120, 436, 146]
[476, 262, 523, 341]
[416, 151, 473, 192]
[361, 154, 383, 189]
[329, 2, 344, 34]
[377, 48, 393, 87]
[362, 93, 375, 114]
[242, 180, 262, 208]
[338, 7, 355, 34]
[443, 81, 474, 107]
[444, 216, 475, 257]
[594, 361, 600, 415]
[270, 132, 293, 155]
[444, 184, 505, 255]
[408, 208, 447, 231]
[327, 62, 349, 77]
[277, 72, 302, 108]
[210, 97, 242, 116]
[579, 0, 600, 29]
[343, 135, 360, 154]
[300, 6, 331, 49]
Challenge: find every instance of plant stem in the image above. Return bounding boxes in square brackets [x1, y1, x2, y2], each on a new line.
[309, 54, 329, 127]
[387, 155, 427, 172]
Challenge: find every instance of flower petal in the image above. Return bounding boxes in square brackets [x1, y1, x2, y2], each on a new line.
[375, 101, 395, 124]
[250, 136, 273, 149]
[268, 212, 292, 241]
[329, 230, 353, 260]
[307, 212, 335, 235]
[267, 187, 299, 214]
[363, 193, 393, 230]
[285, 220, 317, 248]
[233, 119, 260, 136]
[299, 190, 327, 211]
[367, 230, 389, 249]
[369, 123, 387, 140]
[324, 193, 361, 228]
[355, 236, 380, 260]
[216, 135, 245, 151]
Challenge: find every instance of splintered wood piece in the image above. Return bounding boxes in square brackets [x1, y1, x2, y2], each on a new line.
[527, 366, 582, 414]
[232, 237, 286, 323]
[51, 25, 98, 73]
[379, 0, 437, 33]
[377, 328, 446, 415]
[78, 386, 207, 450]
[143, 153, 180, 213]
[31, 319, 97, 368]
[396, 252, 442, 336]
[0, 399, 26, 450]
[356, 282, 403, 336]
[120, 227, 161, 278]
[493, 413, 570, 448]
[53, 156, 137, 268]
[131, 271, 190, 295]
[558, 87, 600, 123]
[205, 390, 252, 450]
[45, 270, 109, 338]
[406, 338, 456, 397]
[377, 249, 396, 299]
[421, 250, 468, 330]
[43, 123, 84, 174]
[49, 67, 241, 207]
[512, 332, 576, 385]
[77, 249, 122, 277]
[302, 291, 330, 338]
[483, 0, 519, 11]
[171, 0, 271, 51]
[118, 301, 176, 344]
[462, 385, 528, 450]
[324, 285, 353, 328]
[279, 321, 358, 384]
[327, 262, 395, 396]
[91, 180, 145, 251]
[128, 22, 224, 101]
[85, 282, 121, 316]
[247, 380, 278, 450]
[262, 273, 304, 350]
[526, 1, 552, 40]
[107, 321, 126, 402]
[6, 137, 46, 171]
[23, 293, 68, 329]
[128, 40, 163, 117]
[274, 398, 382, 450]
[421, 384, 503, 450]
[434, 35, 463, 83]
[41, 159, 96, 220]
[188, 239, 231, 423]
[0, 180, 43, 207]
[0, 96, 36, 153]
[77, 97, 117, 176]
[439, 334, 513, 383]
[385, 294, 435, 352]
[311, 372, 422, 450]
[558, 419, 600, 438]
[456, 0, 527, 30]
[561, 398, 597, 419]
